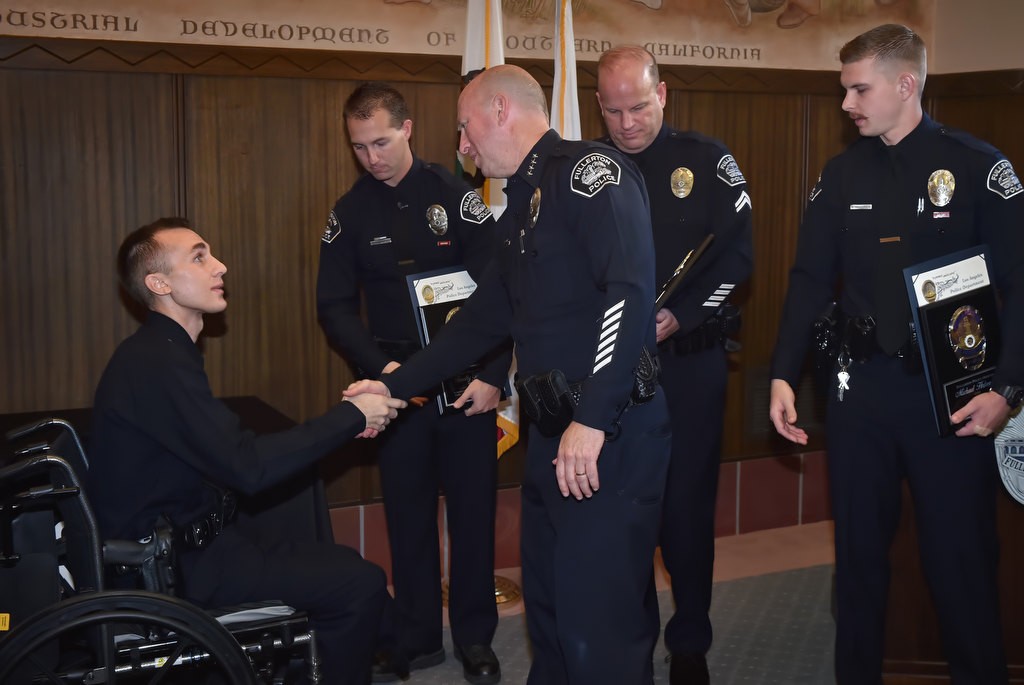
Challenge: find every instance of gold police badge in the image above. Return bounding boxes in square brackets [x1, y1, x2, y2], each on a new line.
[422, 284, 435, 305]
[426, 204, 448, 235]
[928, 169, 955, 207]
[445, 306, 461, 324]
[947, 304, 986, 371]
[671, 167, 694, 198]
[529, 188, 541, 227]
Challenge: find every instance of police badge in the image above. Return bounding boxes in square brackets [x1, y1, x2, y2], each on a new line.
[426, 204, 448, 236]
[947, 305, 986, 372]
[927, 169, 955, 207]
[995, 411, 1024, 507]
[529, 188, 541, 227]
[670, 167, 694, 198]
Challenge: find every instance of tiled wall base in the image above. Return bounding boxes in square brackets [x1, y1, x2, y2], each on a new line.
[330, 450, 830, 581]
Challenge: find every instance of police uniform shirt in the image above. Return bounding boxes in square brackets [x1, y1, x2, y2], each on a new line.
[316, 157, 505, 384]
[384, 130, 658, 433]
[771, 114, 1024, 388]
[599, 124, 753, 334]
[88, 312, 367, 541]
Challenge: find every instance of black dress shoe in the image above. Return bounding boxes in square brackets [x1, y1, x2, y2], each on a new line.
[668, 652, 710, 685]
[371, 647, 445, 682]
[454, 644, 501, 685]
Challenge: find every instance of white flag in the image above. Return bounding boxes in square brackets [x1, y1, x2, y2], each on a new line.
[462, 0, 518, 458]
[460, 0, 506, 215]
[550, 0, 581, 140]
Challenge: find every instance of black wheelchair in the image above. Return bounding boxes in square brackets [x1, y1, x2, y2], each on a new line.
[0, 418, 321, 684]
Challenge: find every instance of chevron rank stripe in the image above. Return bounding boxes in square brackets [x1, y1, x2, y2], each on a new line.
[593, 299, 625, 374]
[703, 283, 735, 308]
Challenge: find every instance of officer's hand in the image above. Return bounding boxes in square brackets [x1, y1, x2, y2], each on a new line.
[554, 422, 604, 500]
[454, 379, 501, 415]
[951, 391, 1011, 438]
[343, 393, 406, 439]
[769, 378, 808, 445]
[344, 379, 391, 398]
[655, 308, 681, 343]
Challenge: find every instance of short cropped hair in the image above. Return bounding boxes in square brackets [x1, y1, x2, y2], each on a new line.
[840, 24, 927, 93]
[598, 45, 661, 86]
[117, 217, 191, 307]
[344, 81, 411, 129]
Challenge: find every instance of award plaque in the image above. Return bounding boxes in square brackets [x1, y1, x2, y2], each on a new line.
[904, 246, 1002, 436]
[407, 267, 482, 414]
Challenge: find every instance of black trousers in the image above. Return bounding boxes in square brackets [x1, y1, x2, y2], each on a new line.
[376, 403, 499, 653]
[657, 346, 727, 656]
[522, 394, 671, 685]
[182, 527, 388, 685]
[826, 355, 1007, 685]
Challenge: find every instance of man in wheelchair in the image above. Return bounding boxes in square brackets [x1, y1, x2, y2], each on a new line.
[85, 217, 407, 684]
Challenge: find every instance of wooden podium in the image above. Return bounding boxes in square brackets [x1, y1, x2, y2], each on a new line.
[883, 484, 1024, 683]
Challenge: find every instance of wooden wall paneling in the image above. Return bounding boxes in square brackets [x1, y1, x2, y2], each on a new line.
[929, 94, 1024, 169]
[0, 69, 181, 415]
[182, 75, 378, 504]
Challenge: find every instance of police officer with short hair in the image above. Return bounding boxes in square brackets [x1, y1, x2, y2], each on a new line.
[347, 64, 672, 685]
[316, 82, 507, 684]
[90, 217, 406, 685]
[769, 24, 1024, 684]
[595, 46, 753, 685]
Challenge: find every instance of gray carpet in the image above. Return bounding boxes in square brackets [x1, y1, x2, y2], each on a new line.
[414, 564, 836, 684]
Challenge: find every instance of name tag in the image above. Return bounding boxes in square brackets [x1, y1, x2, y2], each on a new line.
[369, 236, 392, 246]
[850, 204, 872, 210]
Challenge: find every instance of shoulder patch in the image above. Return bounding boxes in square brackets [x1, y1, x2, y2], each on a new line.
[988, 159, 1023, 199]
[571, 153, 621, 198]
[460, 191, 493, 224]
[321, 211, 341, 244]
[716, 155, 746, 187]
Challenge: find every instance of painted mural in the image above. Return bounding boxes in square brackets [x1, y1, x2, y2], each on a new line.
[0, 0, 933, 70]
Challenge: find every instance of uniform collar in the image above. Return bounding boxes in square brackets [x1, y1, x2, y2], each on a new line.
[629, 124, 672, 161]
[393, 156, 424, 192]
[509, 129, 561, 191]
[145, 311, 202, 358]
[878, 113, 939, 158]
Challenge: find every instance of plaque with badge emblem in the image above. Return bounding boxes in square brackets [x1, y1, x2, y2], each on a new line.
[903, 245, 1002, 436]
[407, 267, 508, 414]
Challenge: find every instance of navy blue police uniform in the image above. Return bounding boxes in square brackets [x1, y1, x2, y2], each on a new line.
[600, 124, 753, 663]
[771, 114, 1024, 683]
[89, 311, 389, 685]
[380, 130, 672, 685]
[316, 157, 508, 667]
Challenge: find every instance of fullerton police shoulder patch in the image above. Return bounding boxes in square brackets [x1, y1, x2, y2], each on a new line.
[571, 153, 621, 197]
[460, 191, 493, 224]
[716, 155, 746, 187]
[322, 210, 341, 243]
[988, 159, 1023, 199]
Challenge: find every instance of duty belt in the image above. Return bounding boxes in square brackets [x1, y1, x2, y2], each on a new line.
[515, 347, 660, 439]
[662, 304, 741, 356]
[177, 489, 237, 550]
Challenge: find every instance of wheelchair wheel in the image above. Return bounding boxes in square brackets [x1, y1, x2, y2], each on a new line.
[0, 590, 257, 684]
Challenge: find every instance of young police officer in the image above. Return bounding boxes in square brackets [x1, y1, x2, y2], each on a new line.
[769, 25, 1024, 683]
[596, 46, 753, 685]
[89, 218, 406, 685]
[347, 65, 671, 685]
[316, 82, 507, 684]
